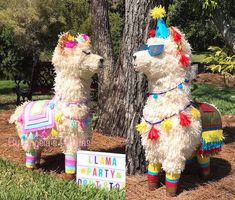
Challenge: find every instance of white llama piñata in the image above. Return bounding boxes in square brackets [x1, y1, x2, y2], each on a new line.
[10, 32, 103, 179]
[133, 6, 223, 196]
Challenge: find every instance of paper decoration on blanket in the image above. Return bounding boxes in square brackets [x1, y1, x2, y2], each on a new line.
[21, 100, 55, 135]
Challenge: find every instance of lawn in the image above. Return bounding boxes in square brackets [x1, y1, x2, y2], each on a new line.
[0, 80, 51, 110]
[191, 83, 235, 115]
[0, 159, 125, 200]
[1, 80, 234, 114]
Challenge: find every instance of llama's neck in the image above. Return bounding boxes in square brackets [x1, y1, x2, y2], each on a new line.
[54, 72, 91, 102]
[143, 76, 192, 121]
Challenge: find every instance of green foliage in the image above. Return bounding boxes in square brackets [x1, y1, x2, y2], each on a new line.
[0, 159, 125, 200]
[192, 83, 235, 115]
[204, 46, 235, 74]
[0, 25, 23, 79]
[109, 12, 123, 59]
[167, 0, 224, 51]
[0, 0, 91, 78]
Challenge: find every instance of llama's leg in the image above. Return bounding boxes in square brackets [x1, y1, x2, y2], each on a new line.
[165, 172, 181, 197]
[197, 155, 211, 179]
[147, 162, 162, 190]
[184, 155, 195, 174]
[64, 153, 77, 180]
[25, 151, 38, 170]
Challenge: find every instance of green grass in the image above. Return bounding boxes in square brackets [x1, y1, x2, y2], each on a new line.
[0, 159, 125, 200]
[0, 80, 52, 110]
[192, 83, 235, 115]
[192, 52, 210, 63]
[0, 80, 235, 115]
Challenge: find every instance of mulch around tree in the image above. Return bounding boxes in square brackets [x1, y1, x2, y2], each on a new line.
[0, 73, 235, 199]
[0, 110, 234, 199]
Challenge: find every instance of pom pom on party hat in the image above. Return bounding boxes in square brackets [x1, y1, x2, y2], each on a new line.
[150, 5, 169, 39]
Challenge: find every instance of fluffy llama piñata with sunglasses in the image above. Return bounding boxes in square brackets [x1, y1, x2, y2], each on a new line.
[10, 32, 103, 179]
[133, 6, 224, 196]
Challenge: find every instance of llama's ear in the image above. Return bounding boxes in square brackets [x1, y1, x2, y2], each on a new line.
[57, 32, 69, 54]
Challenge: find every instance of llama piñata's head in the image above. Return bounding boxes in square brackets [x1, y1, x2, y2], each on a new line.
[133, 6, 193, 82]
[52, 32, 103, 79]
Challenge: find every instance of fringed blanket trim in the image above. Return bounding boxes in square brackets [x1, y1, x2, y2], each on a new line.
[198, 129, 224, 156]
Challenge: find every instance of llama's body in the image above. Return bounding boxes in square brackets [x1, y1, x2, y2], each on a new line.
[133, 6, 223, 196]
[141, 77, 201, 173]
[10, 33, 103, 177]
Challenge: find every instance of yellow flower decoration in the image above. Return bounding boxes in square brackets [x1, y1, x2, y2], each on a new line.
[136, 122, 147, 134]
[51, 128, 58, 137]
[67, 34, 75, 41]
[55, 112, 62, 124]
[191, 106, 201, 119]
[162, 119, 172, 133]
[150, 5, 166, 19]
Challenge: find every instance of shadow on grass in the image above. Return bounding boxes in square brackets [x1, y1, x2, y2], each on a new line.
[40, 145, 125, 174]
[41, 153, 65, 173]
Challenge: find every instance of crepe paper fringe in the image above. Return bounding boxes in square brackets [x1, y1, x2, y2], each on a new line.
[201, 130, 224, 143]
[162, 119, 172, 133]
[165, 172, 180, 188]
[65, 153, 76, 174]
[136, 122, 147, 134]
[148, 126, 160, 140]
[179, 112, 191, 127]
[191, 106, 201, 119]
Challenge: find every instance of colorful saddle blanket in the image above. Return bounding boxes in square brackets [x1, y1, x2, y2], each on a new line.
[194, 102, 224, 156]
[21, 100, 55, 134]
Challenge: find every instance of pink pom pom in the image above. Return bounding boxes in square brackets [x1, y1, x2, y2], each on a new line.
[64, 41, 76, 48]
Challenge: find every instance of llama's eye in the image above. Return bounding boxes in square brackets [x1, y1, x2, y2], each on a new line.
[82, 50, 91, 55]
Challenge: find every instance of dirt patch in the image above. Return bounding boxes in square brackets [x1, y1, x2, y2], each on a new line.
[0, 110, 234, 199]
[195, 73, 235, 87]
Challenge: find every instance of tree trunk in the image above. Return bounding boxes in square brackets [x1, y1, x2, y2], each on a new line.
[90, 0, 114, 123]
[212, 9, 235, 53]
[92, 0, 168, 174]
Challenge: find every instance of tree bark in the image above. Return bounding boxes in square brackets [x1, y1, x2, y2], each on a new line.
[212, 9, 235, 53]
[92, 0, 168, 174]
[90, 0, 114, 124]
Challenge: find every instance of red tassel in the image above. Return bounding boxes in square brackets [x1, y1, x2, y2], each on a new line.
[179, 54, 189, 68]
[172, 28, 181, 42]
[148, 126, 160, 140]
[149, 29, 156, 38]
[179, 112, 191, 127]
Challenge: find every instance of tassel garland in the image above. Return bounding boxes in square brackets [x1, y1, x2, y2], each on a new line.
[191, 107, 201, 119]
[179, 112, 191, 126]
[179, 54, 189, 68]
[136, 122, 147, 134]
[148, 126, 160, 140]
[162, 119, 172, 133]
[171, 28, 181, 42]
[149, 29, 156, 38]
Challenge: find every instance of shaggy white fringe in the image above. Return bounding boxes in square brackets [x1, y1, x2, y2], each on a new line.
[133, 27, 202, 174]
[10, 34, 102, 154]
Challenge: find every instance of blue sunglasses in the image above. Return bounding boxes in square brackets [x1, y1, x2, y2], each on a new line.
[139, 44, 164, 56]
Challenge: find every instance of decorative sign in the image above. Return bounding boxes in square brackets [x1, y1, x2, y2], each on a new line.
[76, 150, 126, 190]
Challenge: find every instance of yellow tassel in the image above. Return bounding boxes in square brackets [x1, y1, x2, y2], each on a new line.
[150, 5, 166, 19]
[55, 112, 62, 124]
[162, 119, 172, 133]
[51, 129, 58, 137]
[136, 122, 147, 134]
[191, 106, 201, 119]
